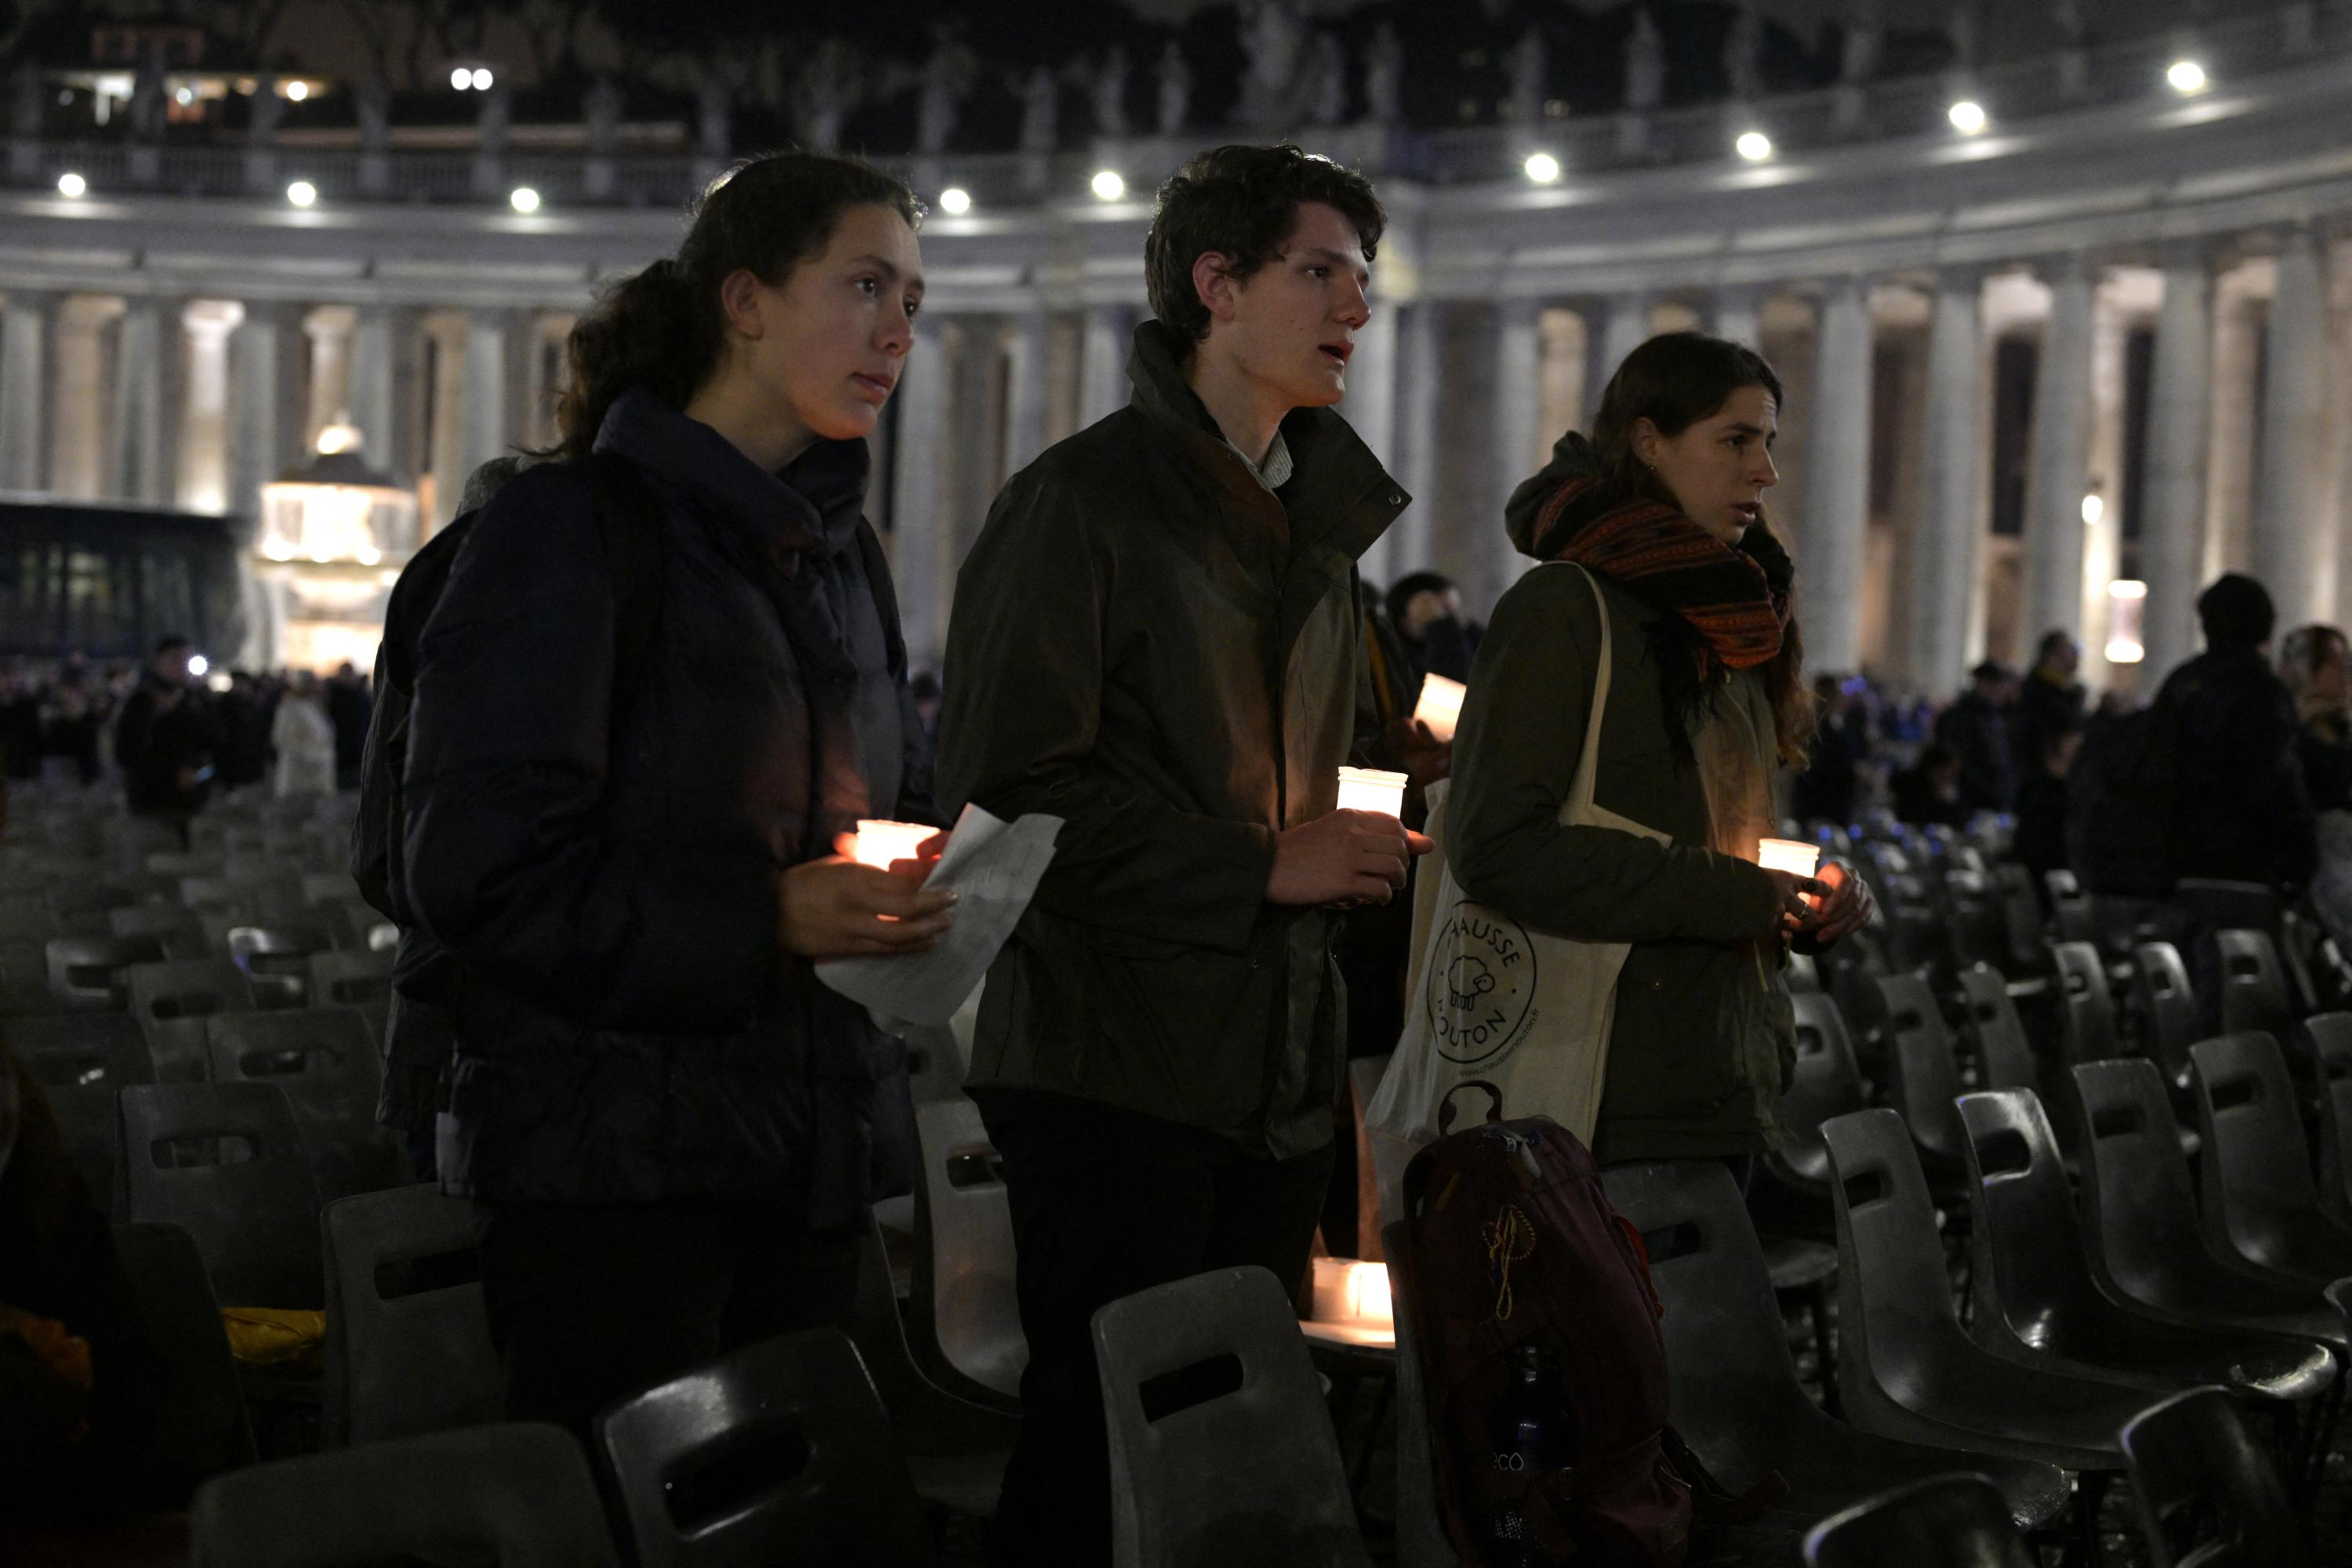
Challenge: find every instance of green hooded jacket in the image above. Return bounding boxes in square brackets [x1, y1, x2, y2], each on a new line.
[937, 320, 1408, 1156]
[1445, 437, 1796, 1163]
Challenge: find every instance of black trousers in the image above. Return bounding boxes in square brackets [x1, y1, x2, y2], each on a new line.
[973, 1087, 1336, 1568]
[477, 1201, 864, 1443]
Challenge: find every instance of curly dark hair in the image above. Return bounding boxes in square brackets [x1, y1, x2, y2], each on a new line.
[546, 151, 922, 462]
[1144, 143, 1386, 348]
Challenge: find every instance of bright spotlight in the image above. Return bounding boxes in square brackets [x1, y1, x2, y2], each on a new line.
[449, 66, 472, 91]
[1523, 151, 1561, 183]
[471, 68, 495, 91]
[56, 170, 86, 198]
[1734, 130, 1773, 162]
[2167, 60, 2208, 94]
[187, 655, 209, 677]
[509, 186, 541, 214]
[1090, 169, 1126, 201]
[285, 180, 317, 208]
[285, 81, 309, 102]
[1947, 100, 1987, 134]
[175, 86, 193, 105]
[938, 187, 972, 216]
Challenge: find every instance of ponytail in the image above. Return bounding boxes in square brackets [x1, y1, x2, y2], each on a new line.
[544, 151, 923, 462]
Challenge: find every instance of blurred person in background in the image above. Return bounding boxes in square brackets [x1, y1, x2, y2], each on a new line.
[271, 670, 339, 798]
[1935, 659, 2018, 815]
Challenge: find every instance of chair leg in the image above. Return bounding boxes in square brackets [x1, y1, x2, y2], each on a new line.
[1805, 1283, 1840, 1417]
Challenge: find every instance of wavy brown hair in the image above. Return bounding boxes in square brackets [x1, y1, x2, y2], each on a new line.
[1589, 331, 1816, 766]
[544, 151, 922, 462]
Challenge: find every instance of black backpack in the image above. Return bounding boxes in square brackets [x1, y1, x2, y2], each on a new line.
[2067, 702, 2181, 897]
[350, 452, 665, 927]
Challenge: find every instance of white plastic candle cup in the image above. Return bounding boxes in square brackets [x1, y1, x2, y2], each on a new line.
[1310, 1258, 1395, 1327]
[1335, 767, 1409, 819]
[851, 819, 933, 869]
[1412, 674, 1467, 742]
[1757, 838, 1821, 879]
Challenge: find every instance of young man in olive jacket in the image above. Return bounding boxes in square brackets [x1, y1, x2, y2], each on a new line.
[937, 144, 1428, 1566]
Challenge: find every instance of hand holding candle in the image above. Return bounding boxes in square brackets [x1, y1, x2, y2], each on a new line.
[851, 819, 936, 871]
[779, 829, 958, 960]
[1756, 837, 1825, 932]
[1265, 778, 1435, 908]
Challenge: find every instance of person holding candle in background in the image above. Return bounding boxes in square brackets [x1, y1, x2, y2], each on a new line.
[401, 152, 951, 1441]
[1446, 332, 1872, 1174]
[936, 143, 1428, 1566]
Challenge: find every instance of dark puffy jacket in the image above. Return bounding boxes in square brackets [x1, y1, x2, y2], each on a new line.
[404, 387, 933, 1221]
[2157, 646, 2316, 889]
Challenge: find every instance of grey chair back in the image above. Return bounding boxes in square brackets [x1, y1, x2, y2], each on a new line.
[123, 957, 255, 1023]
[307, 947, 393, 1008]
[207, 1007, 402, 1199]
[120, 1080, 324, 1308]
[2050, 941, 2121, 1066]
[9, 1011, 152, 1090]
[115, 1219, 257, 1490]
[2212, 929, 2293, 1041]
[910, 1097, 1025, 1406]
[1804, 1473, 2036, 1567]
[191, 1422, 622, 1567]
[2132, 942, 2203, 1093]
[1093, 1265, 1370, 1568]
[321, 1184, 499, 1446]
[45, 933, 168, 1011]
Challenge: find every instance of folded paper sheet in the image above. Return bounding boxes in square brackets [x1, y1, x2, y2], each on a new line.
[815, 804, 1062, 1032]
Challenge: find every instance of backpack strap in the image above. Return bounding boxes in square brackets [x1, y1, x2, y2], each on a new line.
[1436, 1079, 1504, 1134]
[579, 451, 667, 733]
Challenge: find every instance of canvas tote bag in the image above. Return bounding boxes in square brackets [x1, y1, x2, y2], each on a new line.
[1369, 563, 1669, 1144]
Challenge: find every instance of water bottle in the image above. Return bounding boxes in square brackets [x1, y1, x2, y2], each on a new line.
[1490, 1342, 1563, 1566]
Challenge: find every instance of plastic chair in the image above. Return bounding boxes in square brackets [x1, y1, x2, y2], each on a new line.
[1600, 1162, 2067, 1552]
[2045, 870, 2096, 946]
[320, 1184, 499, 1446]
[44, 933, 168, 1010]
[1994, 865, 2047, 974]
[2212, 929, 2296, 1042]
[2132, 941, 2205, 1094]
[2188, 1032, 2352, 1283]
[1382, 1222, 1468, 1568]
[191, 1421, 622, 1568]
[1875, 975, 1969, 1178]
[46, 1082, 122, 1209]
[1955, 1088, 2331, 1403]
[909, 1097, 1025, 1408]
[7, 1010, 153, 1089]
[1093, 1266, 1370, 1568]
[597, 1328, 931, 1568]
[1954, 966, 2038, 1094]
[845, 1216, 1014, 1517]
[114, 1219, 259, 1494]
[1803, 1472, 2038, 1568]
[122, 957, 256, 1023]
[2049, 941, 2121, 1067]
[107, 901, 210, 953]
[1819, 1107, 2155, 1472]
[120, 1080, 324, 1308]
[2122, 1386, 2309, 1568]
[208, 1008, 404, 1200]
[2067, 1058, 2348, 1353]
[1765, 990, 1871, 1201]
[2308, 1016, 2352, 1230]
[226, 923, 339, 1008]
[307, 947, 393, 1008]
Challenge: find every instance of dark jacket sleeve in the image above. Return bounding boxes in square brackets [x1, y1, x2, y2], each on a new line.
[401, 464, 779, 1033]
[1447, 565, 1781, 944]
[935, 471, 1275, 953]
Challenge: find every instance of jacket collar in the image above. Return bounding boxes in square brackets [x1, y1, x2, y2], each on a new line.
[1123, 318, 1404, 568]
[593, 384, 870, 561]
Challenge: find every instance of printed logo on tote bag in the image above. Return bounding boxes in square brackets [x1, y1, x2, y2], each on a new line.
[1427, 902, 1541, 1065]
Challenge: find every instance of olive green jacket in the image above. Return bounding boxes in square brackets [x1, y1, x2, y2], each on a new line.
[936, 321, 1408, 1156]
[1445, 562, 1795, 1162]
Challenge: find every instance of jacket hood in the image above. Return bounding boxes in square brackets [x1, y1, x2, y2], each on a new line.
[1504, 430, 1609, 558]
[594, 384, 870, 562]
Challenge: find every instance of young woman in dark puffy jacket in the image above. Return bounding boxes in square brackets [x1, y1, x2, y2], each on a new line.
[403, 151, 954, 1436]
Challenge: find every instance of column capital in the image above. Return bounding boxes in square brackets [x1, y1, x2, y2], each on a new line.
[56, 293, 126, 331]
[2027, 250, 2104, 288]
[182, 299, 245, 343]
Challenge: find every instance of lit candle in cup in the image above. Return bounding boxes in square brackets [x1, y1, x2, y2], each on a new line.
[1310, 1257, 1395, 1330]
[1336, 767, 1409, 819]
[1757, 838, 1822, 878]
[851, 819, 933, 869]
[1412, 674, 1466, 742]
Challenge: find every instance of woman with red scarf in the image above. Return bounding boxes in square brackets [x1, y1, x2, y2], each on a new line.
[1446, 332, 1872, 1171]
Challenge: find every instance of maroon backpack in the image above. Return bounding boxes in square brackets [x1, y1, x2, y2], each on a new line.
[1389, 1082, 1774, 1566]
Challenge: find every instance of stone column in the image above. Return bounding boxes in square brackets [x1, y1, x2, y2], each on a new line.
[1387, 299, 1443, 581]
[2141, 245, 2212, 680]
[1347, 297, 1403, 583]
[1908, 271, 1987, 698]
[228, 302, 293, 524]
[2019, 255, 2096, 655]
[423, 312, 470, 530]
[177, 300, 242, 512]
[301, 305, 357, 450]
[461, 309, 510, 477]
[48, 295, 122, 499]
[1595, 290, 1650, 388]
[1001, 309, 1051, 477]
[347, 307, 397, 471]
[1807, 276, 1875, 674]
[1490, 296, 1544, 613]
[2255, 223, 2331, 626]
[2202, 267, 2263, 583]
[1077, 303, 1130, 429]
[1712, 286, 1762, 350]
[1, 291, 52, 494]
[891, 314, 951, 671]
[111, 296, 176, 505]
